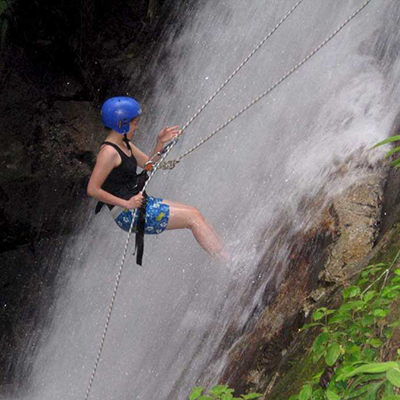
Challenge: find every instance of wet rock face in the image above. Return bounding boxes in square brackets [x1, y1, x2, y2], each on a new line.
[0, 0, 184, 392]
[318, 174, 384, 284]
[0, 89, 103, 390]
[0, 93, 103, 254]
[220, 167, 387, 395]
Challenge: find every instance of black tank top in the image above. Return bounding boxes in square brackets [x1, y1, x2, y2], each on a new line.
[100, 141, 138, 199]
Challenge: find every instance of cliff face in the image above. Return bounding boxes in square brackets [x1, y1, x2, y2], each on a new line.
[0, 0, 184, 392]
[219, 160, 400, 397]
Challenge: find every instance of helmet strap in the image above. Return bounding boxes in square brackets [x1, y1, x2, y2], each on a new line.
[123, 134, 132, 155]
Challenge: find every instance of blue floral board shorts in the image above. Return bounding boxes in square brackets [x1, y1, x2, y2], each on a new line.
[111, 196, 170, 235]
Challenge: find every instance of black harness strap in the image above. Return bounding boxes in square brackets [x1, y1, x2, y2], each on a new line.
[135, 193, 148, 266]
[123, 134, 147, 266]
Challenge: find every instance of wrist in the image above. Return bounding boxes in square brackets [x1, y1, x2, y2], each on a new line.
[121, 199, 129, 208]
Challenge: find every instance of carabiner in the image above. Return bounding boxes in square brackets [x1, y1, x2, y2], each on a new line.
[144, 137, 179, 171]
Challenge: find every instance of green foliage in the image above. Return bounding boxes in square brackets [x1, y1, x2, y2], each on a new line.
[0, 0, 12, 51]
[188, 385, 262, 400]
[373, 135, 400, 168]
[292, 249, 400, 399]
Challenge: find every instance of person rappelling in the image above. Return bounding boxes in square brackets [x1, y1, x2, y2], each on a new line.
[87, 96, 227, 264]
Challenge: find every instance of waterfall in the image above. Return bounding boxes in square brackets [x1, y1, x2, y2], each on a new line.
[12, 1, 400, 399]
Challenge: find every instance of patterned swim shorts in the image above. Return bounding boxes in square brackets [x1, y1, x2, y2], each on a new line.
[112, 196, 170, 235]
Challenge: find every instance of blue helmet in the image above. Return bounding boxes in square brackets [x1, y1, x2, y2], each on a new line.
[101, 96, 142, 134]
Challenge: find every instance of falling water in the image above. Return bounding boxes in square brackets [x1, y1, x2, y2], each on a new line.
[9, 1, 400, 399]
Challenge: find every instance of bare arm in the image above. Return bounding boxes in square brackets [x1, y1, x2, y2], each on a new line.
[129, 126, 181, 169]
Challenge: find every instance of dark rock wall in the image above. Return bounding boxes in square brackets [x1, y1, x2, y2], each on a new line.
[0, 0, 193, 393]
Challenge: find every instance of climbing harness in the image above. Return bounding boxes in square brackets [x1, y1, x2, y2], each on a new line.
[84, 0, 373, 398]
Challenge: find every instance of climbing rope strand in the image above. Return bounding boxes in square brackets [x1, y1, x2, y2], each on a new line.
[179, 0, 306, 135]
[161, 0, 373, 170]
[84, 147, 172, 400]
[85, 0, 373, 397]
[84, 213, 136, 400]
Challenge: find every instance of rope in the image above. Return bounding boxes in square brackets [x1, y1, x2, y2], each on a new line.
[177, 0, 306, 135]
[84, 149, 172, 400]
[160, 0, 373, 170]
[84, 0, 373, 397]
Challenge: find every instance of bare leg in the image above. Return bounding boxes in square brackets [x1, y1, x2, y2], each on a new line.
[163, 199, 227, 261]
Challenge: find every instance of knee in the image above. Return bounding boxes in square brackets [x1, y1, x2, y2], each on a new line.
[188, 206, 205, 226]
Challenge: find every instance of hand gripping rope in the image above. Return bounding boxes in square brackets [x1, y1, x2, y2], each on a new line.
[84, 0, 373, 398]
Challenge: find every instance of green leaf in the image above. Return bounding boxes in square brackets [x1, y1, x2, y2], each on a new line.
[325, 343, 341, 367]
[363, 290, 377, 302]
[298, 384, 312, 400]
[357, 277, 370, 285]
[383, 380, 395, 397]
[372, 308, 389, 318]
[190, 387, 204, 400]
[0, 0, 7, 15]
[362, 315, 375, 327]
[312, 310, 325, 321]
[367, 338, 383, 348]
[363, 348, 377, 361]
[382, 285, 400, 299]
[208, 385, 229, 396]
[362, 266, 383, 277]
[242, 393, 263, 399]
[382, 397, 400, 400]
[326, 390, 341, 400]
[391, 158, 400, 168]
[300, 322, 324, 331]
[332, 331, 347, 340]
[372, 297, 392, 308]
[341, 361, 398, 379]
[394, 269, 400, 276]
[372, 135, 400, 149]
[336, 365, 357, 381]
[345, 343, 361, 354]
[385, 330, 394, 339]
[347, 381, 384, 399]
[387, 368, 400, 388]
[338, 300, 365, 313]
[347, 372, 386, 389]
[343, 286, 361, 299]
[329, 313, 350, 324]
[312, 332, 329, 354]
[386, 145, 400, 158]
